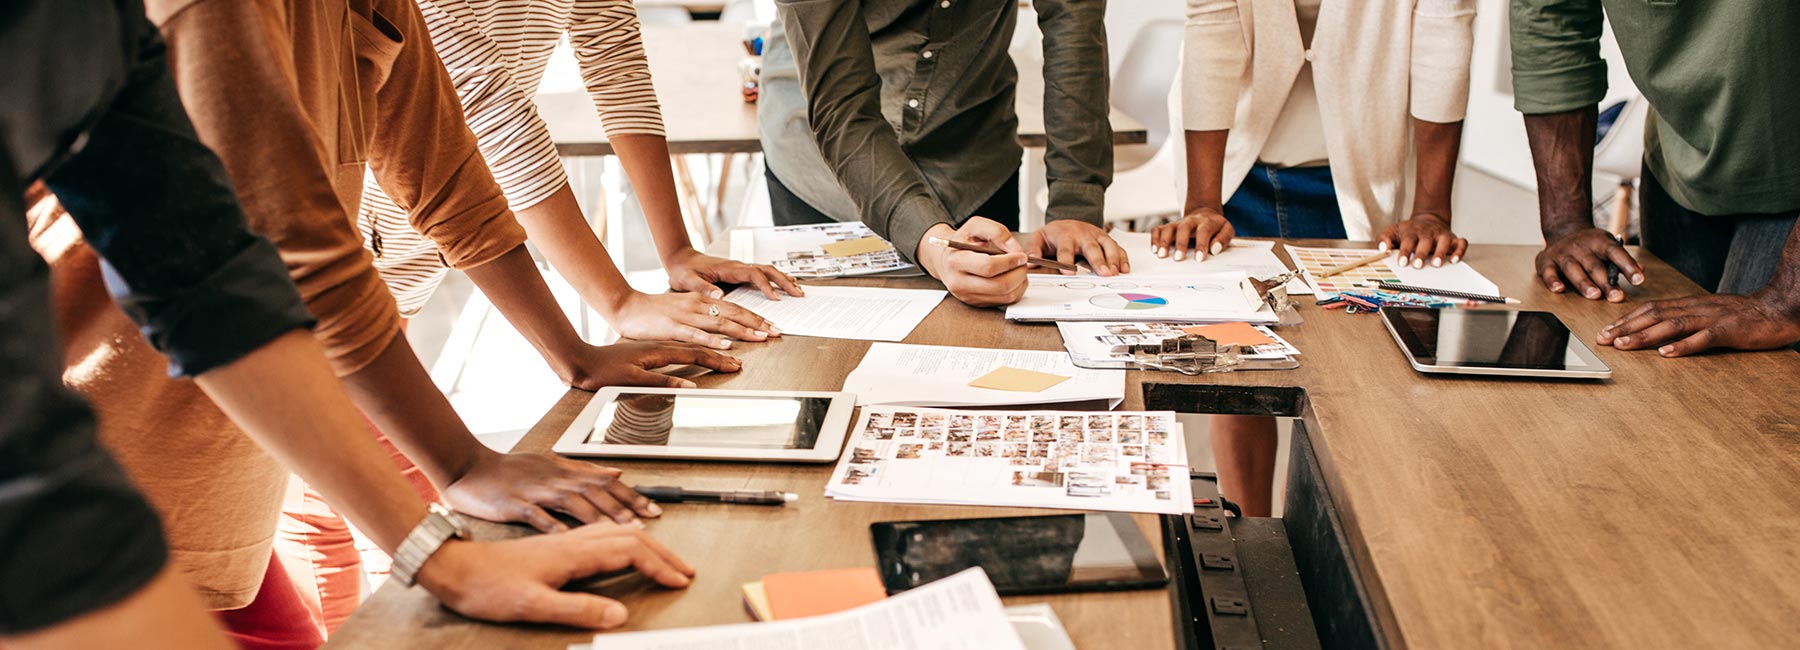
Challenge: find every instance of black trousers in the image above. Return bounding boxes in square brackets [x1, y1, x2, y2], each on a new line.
[765, 166, 1021, 232]
[1639, 165, 1797, 296]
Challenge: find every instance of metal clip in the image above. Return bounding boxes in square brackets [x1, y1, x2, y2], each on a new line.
[1124, 334, 1245, 375]
[1248, 272, 1304, 325]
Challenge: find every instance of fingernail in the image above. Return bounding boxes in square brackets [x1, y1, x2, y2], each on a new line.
[646, 502, 663, 517]
[1413, 258, 1425, 269]
[1451, 255, 1461, 264]
[678, 379, 698, 388]
[1174, 250, 1185, 261]
[631, 518, 646, 529]
[718, 339, 733, 349]
[1585, 287, 1599, 298]
[709, 290, 724, 299]
[1659, 345, 1675, 356]
[1432, 258, 1443, 267]
[1617, 336, 1629, 345]
[754, 330, 768, 338]
[1609, 290, 1623, 302]
[1601, 324, 1614, 332]
[1378, 241, 1390, 252]
[1632, 273, 1645, 285]
[600, 603, 629, 628]
[769, 325, 782, 336]
[1210, 241, 1223, 255]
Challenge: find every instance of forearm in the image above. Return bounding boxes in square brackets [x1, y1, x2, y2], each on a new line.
[610, 133, 695, 263]
[1411, 118, 1464, 218]
[195, 330, 428, 551]
[510, 185, 640, 319]
[2, 568, 230, 650]
[1523, 107, 1598, 239]
[460, 244, 594, 375]
[335, 328, 496, 491]
[1182, 130, 1230, 214]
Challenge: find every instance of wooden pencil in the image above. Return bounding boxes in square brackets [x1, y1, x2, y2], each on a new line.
[927, 237, 1085, 273]
[1319, 250, 1393, 278]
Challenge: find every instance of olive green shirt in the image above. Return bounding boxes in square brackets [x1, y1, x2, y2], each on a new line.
[760, 0, 1111, 261]
[1510, 0, 1800, 215]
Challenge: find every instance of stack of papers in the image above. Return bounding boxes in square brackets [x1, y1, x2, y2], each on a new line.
[1056, 321, 1299, 370]
[728, 223, 922, 278]
[1284, 244, 1499, 298]
[840, 343, 1125, 408]
[592, 568, 1024, 650]
[724, 285, 945, 342]
[826, 406, 1194, 515]
[1108, 231, 1311, 295]
[1006, 272, 1277, 324]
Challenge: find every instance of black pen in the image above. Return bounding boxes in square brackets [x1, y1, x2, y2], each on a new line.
[1607, 233, 1625, 288]
[635, 486, 798, 506]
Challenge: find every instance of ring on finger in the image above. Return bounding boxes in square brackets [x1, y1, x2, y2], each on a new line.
[707, 304, 720, 318]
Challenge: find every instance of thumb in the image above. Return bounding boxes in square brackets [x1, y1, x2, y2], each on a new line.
[523, 588, 631, 629]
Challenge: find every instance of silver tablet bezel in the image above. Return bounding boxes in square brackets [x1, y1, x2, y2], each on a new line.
[1380, 307, 1612, 380]
[551, 387, 858, 463]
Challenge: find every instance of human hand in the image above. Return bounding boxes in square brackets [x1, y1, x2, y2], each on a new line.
[444, 451, 659, 530]
[663, 248, 804, 300]
[553, 340, 741, 391]
[1150, 208, 1234, 261]
[1031, 220, 1129, 275]
[915, 218, 1030, 307]
[1535, 227, 1645, 302]
[1595, 290, 1800, 357]
[415, 523, 695, 629]
[610, 290, 777, 350]
[1377, 213, 1469, 268]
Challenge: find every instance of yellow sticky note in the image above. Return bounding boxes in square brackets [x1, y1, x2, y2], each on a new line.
[968, 366, 1071, 392]
[821, 236, 892, 257]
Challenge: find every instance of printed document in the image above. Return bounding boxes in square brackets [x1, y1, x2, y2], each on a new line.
[841, 343, 1124, 408]
[590, 568, 1024, 650]
[725, 285, 945, 342]
[826, 406, 1194, 515]
[1284, 244, 1500, 297]
[728, 223, 921, 278]
[1108, 232, 1310, 294]
[1055, 321, 1299, 368]
[1006, 272, 1276, 323]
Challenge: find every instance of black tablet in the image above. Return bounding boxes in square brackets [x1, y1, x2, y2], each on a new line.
[869, 513, 1168, 596]
[1380, 306, 1611, 379]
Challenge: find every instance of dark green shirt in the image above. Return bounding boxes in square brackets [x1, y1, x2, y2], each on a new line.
[1510, 0, 1800, 215]
[760, 0, 1112, 261]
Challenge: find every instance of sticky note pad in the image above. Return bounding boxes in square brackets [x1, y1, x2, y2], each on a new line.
[968, 366, 1071, 392]
[1181, 322, 1274, 347]
[820, 236, 891, 257]
[762, 568, 887, 620]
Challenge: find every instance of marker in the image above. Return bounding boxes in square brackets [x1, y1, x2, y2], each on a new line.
[926, 236, 1086, 273]
[635, 486, 797, 506]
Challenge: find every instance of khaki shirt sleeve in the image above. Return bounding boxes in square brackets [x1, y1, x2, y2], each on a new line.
[1409, 0, 1477, 123]
[360, 0, 527, 270]
[1181, 0, 1248, 131]
[153, 0, 403, 376]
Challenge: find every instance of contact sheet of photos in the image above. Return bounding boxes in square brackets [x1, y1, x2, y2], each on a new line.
[825, 406, 1194, 515]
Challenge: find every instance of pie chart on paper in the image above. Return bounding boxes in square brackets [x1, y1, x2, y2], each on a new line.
[1088, 292, 1168, 311]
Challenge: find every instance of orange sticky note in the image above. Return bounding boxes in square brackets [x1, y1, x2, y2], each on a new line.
[762, 568, 888, 620]
[820, 236, 891, 257]
[1181, 322, 1275, 347]
[968, 366, 1071, 392]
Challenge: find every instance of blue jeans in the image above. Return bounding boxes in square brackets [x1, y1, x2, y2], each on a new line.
[1223, 163, 1345, 239]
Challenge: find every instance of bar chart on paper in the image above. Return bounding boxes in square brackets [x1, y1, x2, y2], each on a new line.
[1006, 273, 1275, 323]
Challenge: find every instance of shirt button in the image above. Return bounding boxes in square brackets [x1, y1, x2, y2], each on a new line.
[922, 50, 934, 59]
[1304, 49, 1316, 62]
[907, 99, 920, 108]
[940, 0, 950, 7]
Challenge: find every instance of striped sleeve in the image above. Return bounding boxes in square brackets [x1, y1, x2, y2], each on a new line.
[568, 0, 667, 138]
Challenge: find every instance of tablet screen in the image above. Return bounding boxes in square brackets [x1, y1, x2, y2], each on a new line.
[1384, 307, 1606, 372]
[584, 392, 833, 450]
[870, 513, 1167, 596]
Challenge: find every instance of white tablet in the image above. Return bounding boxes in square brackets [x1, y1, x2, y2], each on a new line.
[551, 387, 858, 462]
[1380, 306, 1612, 379]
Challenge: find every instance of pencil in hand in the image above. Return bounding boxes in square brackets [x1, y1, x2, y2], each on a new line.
[926, 236, 1086, 274]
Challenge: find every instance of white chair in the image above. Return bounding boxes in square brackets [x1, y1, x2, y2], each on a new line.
[1591, 94, 1649, 238]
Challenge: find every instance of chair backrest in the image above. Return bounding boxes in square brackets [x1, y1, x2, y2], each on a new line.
[1592, 94, 1649, 180]
[1111, 19, 1184, 151]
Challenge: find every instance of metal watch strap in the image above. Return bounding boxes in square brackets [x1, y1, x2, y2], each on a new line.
[390, 503, 468, 588]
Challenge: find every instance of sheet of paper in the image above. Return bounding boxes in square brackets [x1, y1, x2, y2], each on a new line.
[826, 406, 1194, 515]
[819, 235, 891, 257]
[1006, 272, 1276, 323]
[1182, 322, 1274, 347]
[1107, 232, 1311, 295]
[725, 285, 944, 342]
[841, 343, 1124, 408]
[1284, 245, 1500, 297]
[1055, 321, 1299, 367]
[968, 367, 1071, 392]
[593, 568, 1024, 650]
[729, 223, 920, 278]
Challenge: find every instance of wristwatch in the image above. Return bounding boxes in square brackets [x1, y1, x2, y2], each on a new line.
[390, 503, 469, 588]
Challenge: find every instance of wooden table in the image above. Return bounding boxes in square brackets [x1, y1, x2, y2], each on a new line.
[535, 23, 1148, 156]
[329, 242, 1800, 649]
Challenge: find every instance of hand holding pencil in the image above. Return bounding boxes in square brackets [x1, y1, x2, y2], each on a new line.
[915, 217, 1031, 307]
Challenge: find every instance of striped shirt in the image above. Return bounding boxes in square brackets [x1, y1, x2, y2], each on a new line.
[362, 0, 666, 315]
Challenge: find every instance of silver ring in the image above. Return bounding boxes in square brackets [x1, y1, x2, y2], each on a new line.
[707, 304, 720, 318]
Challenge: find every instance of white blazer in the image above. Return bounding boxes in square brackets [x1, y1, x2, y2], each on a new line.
[1172, 0, 1476, 240]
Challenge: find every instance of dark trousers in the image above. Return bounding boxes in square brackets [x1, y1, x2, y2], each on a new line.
[1639, 165, 1798, 296]
[765, 166, 1022, 231]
